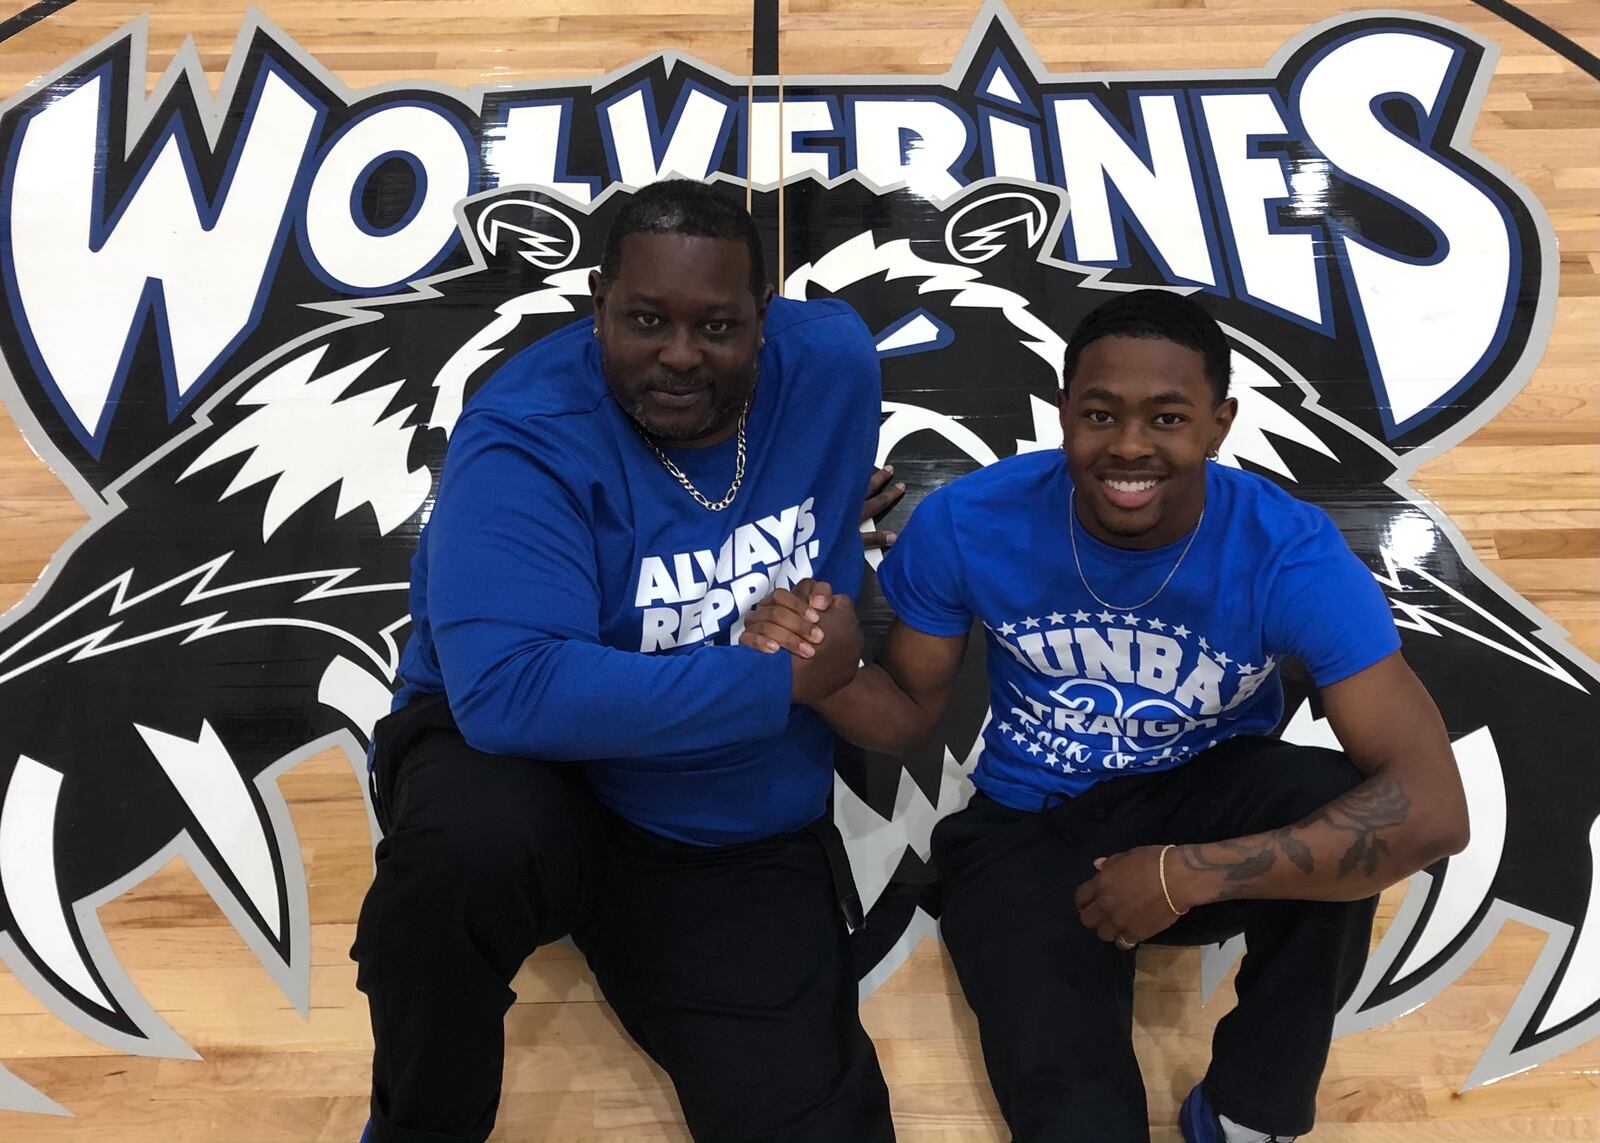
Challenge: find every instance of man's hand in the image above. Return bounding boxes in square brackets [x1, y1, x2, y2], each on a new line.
[1073, 846, 1185, 948]
[741, 578, 834, 658]
[861, 464, 907, 551]
[788, 592, 863, 705]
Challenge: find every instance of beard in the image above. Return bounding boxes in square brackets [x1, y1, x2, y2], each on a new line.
[608, 354, 759, 443]
[625, 384, 745, 441]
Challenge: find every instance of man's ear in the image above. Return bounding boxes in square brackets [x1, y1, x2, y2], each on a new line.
[757, 282, 774, 319]
[1210, 395, 1239, 453]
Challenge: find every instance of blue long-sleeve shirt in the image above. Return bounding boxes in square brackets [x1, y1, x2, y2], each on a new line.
[394, 296, 879, 844]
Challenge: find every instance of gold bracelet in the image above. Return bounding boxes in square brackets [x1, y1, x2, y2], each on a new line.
[1159, 844, 1188, 917]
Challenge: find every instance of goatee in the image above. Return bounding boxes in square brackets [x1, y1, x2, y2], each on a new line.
[604, 350, 759, 443]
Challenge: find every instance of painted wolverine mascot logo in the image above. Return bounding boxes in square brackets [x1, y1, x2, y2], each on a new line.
[0, 1, 1593, 1115]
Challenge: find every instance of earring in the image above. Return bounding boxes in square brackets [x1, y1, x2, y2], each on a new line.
[592, 327, 600, 339]
[1206, 449, 1219, 460]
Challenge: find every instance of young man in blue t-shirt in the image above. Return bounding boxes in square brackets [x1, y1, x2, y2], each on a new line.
[350, 181, 895, 1143]
[743, 290, 1468, 1143]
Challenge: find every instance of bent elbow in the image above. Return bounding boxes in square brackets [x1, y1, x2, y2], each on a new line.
[1433, 780, 1472, 858]
[1436, 814, 1471, 859]
[450, 675, 556, 759]
[446, 649, 576, 759]
[452, 700, 522, 758]
[1415, 812, 1470, 867]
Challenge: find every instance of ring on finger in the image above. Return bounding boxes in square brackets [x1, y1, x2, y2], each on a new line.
[1114, 935, 1137, 951]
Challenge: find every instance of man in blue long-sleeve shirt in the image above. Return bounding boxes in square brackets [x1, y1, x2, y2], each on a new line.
[351, 180, 895, 1143]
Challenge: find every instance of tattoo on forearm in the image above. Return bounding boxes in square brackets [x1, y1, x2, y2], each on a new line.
[1177, 775, 1413, 896]
[1278, 830, 1315, 874]
[1177, 833, 1291, 898]
[1308, 774, 1412, 878]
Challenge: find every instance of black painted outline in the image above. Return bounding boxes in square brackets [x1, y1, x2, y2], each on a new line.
[1470, 0, 1600, 81]
[0, 0, 77, 47]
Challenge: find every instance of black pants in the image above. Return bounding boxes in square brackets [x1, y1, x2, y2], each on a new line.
[351, 695, 893, 1143]
[932, 737, 1378, 1142]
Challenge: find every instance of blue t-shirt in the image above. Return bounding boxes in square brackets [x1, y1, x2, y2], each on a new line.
[395, 296, 879, 845]
[878, 450, 1400, 811]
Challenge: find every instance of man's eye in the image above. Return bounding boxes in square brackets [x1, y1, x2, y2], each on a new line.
[1154, 413, 1188, 426]
[633, 313, 662, 329]
[1085, 410, 1114, 424]
[704, 320, 733, 335]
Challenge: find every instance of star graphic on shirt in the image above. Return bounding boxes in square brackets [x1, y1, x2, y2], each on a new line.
[1238, 663, 1256, 675]
[1198, 636, 1210, 652]
[1119, 613, 1140, 627]
[1172, 624, 1190, 638]
[999, 622, 1017, 636]
[1012, 732, 1027, 745]
[1097, 610, 1117, 624]
[1026, 741, 1042, 755]
[1146, 617, 1166, 631]
[1264, 655, 1276, 669]
[998, 721, 1013, 734]
[1071, 610, 1091, 623]
[1216, 651, 1232, 667]
[1047, 612, 1067, 625]
[1023, 615, 1041, 629]
[1046, 753, 1060, 768]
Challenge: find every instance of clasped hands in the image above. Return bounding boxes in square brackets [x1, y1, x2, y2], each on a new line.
[741, 576, 861, 705]
[736, 463, 899, 704]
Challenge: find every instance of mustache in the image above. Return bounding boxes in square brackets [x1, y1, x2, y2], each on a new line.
[645, 373, 712, 394]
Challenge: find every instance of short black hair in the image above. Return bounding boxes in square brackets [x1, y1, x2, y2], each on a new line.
[598, 179, 768, 298]
[1060, 289, 1230, 403]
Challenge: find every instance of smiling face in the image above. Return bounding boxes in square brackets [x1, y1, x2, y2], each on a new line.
[1059, 334, 1237, 549]
[591, 231, 771, 446]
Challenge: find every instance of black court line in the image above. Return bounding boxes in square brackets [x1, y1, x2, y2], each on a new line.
[753, 0, 779, 77]
[1469, 0, 1600, 82]
[0, 0, 77, 47]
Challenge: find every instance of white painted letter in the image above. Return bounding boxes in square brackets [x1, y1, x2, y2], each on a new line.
[1199, 92, 1321, 324]
[1052, 94, 1216, 285]
[304, 104, 472, 291]
[1297, 31, 1512, 428]
[852, 99, 970, 201]
[9, 72, 320, 440]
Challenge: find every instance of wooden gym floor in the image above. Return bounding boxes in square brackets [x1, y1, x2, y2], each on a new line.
[0, 0, 1595, 1139]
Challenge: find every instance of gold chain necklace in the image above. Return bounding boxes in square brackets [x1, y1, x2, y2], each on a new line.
[634, 403, 749, 512]
[1068, 488, 1204, 612]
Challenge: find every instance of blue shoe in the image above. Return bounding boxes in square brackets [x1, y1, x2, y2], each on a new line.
[1179, 1082, 1295, 1143]
[1178, 1084, 1223, 1143]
